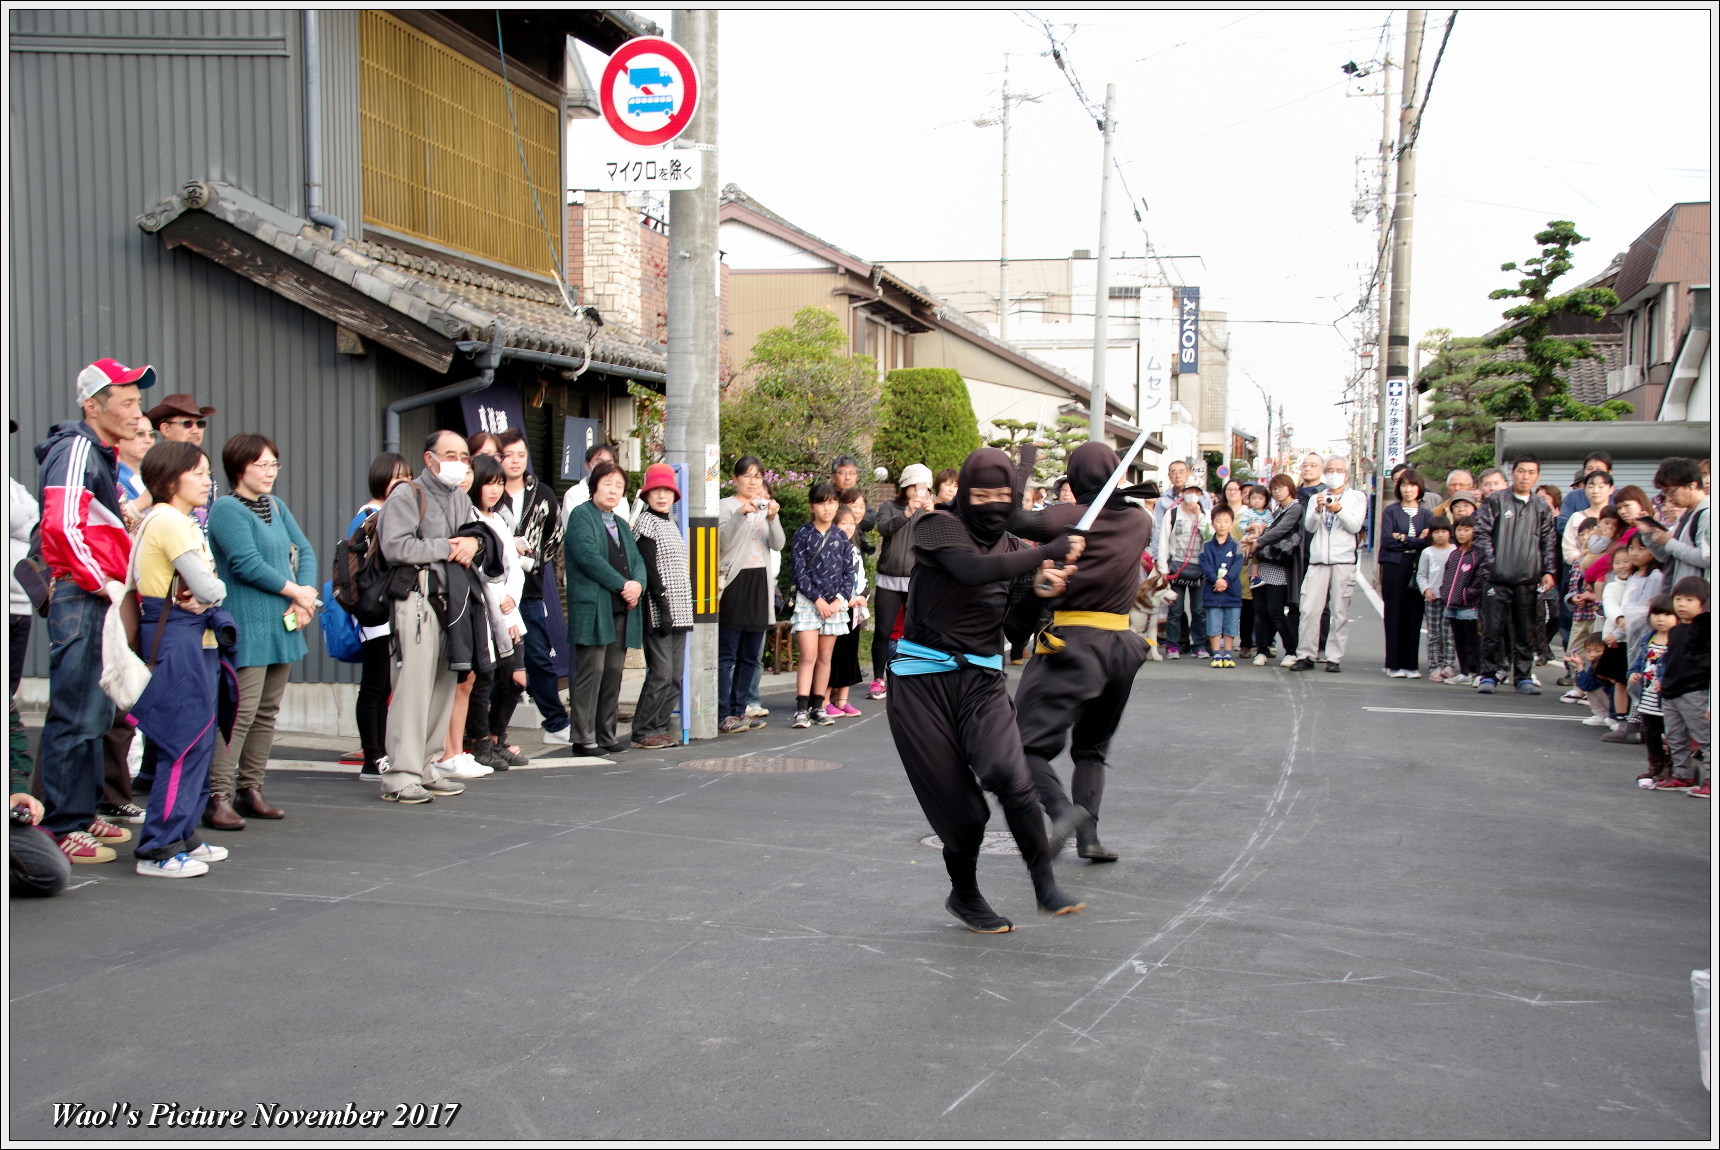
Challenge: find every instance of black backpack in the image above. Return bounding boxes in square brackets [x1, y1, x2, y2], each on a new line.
[332, 485, 424, 626]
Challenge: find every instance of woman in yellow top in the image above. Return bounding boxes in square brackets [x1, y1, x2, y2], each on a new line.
[129, 441, 237, 879]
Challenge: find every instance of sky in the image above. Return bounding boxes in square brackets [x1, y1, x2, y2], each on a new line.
[621, 8, 1714, 455]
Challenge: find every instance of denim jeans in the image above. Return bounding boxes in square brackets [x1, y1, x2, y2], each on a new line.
[743, 644, 766, 709]
[717, 626, 765, 721]
[520, 598, 569, 732]
[1166, 580, 1206, 650]
[38, 581, 113, 837]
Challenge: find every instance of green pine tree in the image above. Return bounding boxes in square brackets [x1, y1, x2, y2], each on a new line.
[873, 367, 982, 478]
[1414, 328, 1500, 477]
[1476, 220, 1631, 422]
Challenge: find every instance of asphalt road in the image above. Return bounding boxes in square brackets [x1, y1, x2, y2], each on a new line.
[8, 606, 1712, 1141]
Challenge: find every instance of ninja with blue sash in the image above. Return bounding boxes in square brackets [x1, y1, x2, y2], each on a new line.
[886, 447, 1086, 933]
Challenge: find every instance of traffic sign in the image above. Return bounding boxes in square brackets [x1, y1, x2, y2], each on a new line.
[1217, 464, 1231, 480]
[600, 37, 699, 147]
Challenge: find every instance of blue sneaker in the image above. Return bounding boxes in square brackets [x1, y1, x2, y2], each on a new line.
[1476, 678, 1497, 694]
[1515, 680, 1541, 695]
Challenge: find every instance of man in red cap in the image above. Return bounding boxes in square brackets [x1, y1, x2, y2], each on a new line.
[33, 357, 155, 864]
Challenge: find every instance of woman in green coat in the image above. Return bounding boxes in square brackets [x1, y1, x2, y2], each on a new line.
[564, 461, 647, 755]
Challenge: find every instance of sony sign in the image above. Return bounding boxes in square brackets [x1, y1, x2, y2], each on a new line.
[1176, 287, 1200, 375]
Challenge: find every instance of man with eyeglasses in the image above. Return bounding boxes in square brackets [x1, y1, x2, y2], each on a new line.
[374, 430, 479, 804]
[146, 392, 218, 528]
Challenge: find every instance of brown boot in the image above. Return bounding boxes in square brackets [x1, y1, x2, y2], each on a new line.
[235, 787, 285, 819]
[202, 793, 247, 832]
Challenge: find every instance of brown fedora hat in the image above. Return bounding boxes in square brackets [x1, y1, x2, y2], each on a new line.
[146, 393, 217, 425]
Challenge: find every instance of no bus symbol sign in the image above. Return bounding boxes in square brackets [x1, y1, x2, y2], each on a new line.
[600, 37, 700, 147]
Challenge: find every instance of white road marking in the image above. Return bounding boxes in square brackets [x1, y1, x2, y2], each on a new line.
[1363, 706, 1587, 722]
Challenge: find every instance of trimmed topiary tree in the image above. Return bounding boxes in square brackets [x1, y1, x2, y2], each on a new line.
[873, 367, 982, 480]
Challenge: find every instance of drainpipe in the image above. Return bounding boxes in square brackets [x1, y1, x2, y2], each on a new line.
[386, 328, 504, 452]
[303, 10, 348, 242]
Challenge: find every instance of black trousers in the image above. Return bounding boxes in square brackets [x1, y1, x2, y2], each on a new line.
[870, 586, 907, 681]
[464, 649, 523, 745]
[1450, 617, 1480, 675]
[1379, 559, 1425, 672]
[1481, 582, 1538, 685]
[1016, 626, 1148, 825]
[886, 666, 1054, 898]
[356, 633, 391, 766]
[1252, 581, 1298, 656]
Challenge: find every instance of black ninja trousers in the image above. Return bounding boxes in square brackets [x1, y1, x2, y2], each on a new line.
[1016, 626, 1148, 825]
[886, 666, 1056, 898]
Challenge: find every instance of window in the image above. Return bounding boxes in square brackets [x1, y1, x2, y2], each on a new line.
[360, 11, 560, 276]
[1108, 285, 1141, 319]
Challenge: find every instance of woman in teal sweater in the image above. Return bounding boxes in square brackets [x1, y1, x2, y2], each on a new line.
[564, 462, 647, 755]
[204, 434, 317, 829]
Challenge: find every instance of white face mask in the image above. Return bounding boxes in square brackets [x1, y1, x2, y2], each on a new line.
[437, 460, 470, 487]
[1323, 472, 1345, 490]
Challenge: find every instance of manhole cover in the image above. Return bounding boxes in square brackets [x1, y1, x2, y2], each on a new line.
[680, 757, 843, 774]
[919, 831, 1020, 856]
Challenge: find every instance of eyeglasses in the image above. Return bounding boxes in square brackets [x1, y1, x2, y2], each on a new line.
[164, 418, 209, 429]
[251, 460, 282, 472]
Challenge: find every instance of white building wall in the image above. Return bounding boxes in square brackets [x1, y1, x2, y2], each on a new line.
[719, 219, 834, 271]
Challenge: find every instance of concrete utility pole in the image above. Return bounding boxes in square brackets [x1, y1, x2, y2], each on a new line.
[1369, 51, 1395, 494]
[1089, 84, 1117, 444]
[1378, 10, 1423, 553]
[665, 9, 720, 740]
[998, 55, 1013, 341]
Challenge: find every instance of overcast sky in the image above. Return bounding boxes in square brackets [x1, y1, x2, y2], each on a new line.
[623, 8, 1713, 454]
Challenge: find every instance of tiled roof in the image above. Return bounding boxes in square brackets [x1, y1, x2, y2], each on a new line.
[1613, 202, 1711, 307]
[136, 180, 665, 375]
[1486, 332, 1624, 407]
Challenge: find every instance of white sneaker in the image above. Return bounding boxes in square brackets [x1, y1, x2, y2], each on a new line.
[1445, 673, 1471, 685]
[541, 726, 572, 746]
[1387, 669, 1407, 678]
[436, 753, 492, 779]
[1279, 654, 1299, 667]
[1581, 714, 1612, 727]
[186, 842, 230, 863]
[1252, 653, 1268, 667]
[744, 704, 770, 718]
[136, 853, 209, 879]
[1404, 670, 1422, 679]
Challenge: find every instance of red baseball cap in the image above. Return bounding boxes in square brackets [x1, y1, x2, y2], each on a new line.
[76, 358, 157, 403]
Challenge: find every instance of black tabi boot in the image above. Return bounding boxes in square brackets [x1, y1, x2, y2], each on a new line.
[943, 849, 1013, 933]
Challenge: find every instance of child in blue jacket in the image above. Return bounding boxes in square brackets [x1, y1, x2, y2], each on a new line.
[1201, 505, 1245, 668]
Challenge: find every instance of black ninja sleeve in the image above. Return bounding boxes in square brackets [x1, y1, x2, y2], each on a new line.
[915, 513, 1070, 586]
[1007, 502, 1083, 542]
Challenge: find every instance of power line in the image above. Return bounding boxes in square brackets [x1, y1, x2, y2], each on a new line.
[1401, 10, 1456, 156]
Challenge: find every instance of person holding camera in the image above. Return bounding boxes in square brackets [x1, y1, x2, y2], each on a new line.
[717, 456, 784, 734]
[204, 434, 317, 829]
[1290, 457, 1367, 674]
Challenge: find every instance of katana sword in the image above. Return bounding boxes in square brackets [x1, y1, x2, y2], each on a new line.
[1071, 426, 1157, 533]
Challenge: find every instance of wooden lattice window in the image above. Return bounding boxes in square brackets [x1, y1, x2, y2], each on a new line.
[359, 11, 559, 276]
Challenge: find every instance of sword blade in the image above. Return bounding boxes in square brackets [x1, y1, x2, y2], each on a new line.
[1073, 427, 1157, 532]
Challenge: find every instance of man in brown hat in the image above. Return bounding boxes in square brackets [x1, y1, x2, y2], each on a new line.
[145, 392, 217, 528]
[146, 392, 215, 448]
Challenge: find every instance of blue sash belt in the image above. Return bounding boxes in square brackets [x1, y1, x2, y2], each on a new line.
[889, 638, 1005, 677]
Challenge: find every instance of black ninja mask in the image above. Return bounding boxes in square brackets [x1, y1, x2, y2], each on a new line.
[953, 447, 1020, 548]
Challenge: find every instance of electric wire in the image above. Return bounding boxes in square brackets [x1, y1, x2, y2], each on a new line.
[496, 13, 581, 314]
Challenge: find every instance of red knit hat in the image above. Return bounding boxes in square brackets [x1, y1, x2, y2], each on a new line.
[640, 462, 680, 501]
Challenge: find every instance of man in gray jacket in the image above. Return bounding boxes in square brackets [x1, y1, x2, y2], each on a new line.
[1648, 457, 1709, 589]
[1471, 453, 1558, 695]
[1290, 456, 1367, 673]
[375, 430, 479, 803]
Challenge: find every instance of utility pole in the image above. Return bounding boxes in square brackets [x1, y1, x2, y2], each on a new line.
[1089, 83, 1116, 444]
[998, 54, 1012, 341]
[1378, 10, 1423, 556]
[1369, 47, 1395, 520]
[665, 9, 720, 740]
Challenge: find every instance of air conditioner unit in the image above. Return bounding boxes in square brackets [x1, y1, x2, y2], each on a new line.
[617, 437, 643, 472]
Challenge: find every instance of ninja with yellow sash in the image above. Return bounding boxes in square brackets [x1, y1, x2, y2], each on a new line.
[1009, 441, 1155, 862]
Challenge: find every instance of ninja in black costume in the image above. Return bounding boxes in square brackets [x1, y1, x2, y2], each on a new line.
[1009, 441, 1155, 862]
[886, 448, 1086, 932]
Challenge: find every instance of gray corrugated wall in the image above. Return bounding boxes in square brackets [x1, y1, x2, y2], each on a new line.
[5, 9, 420, 685]
[316, 9, 362, 230]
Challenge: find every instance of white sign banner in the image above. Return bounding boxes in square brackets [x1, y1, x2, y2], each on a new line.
[1384, 377, 1407, 471]
[567, 137, 703, 191]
